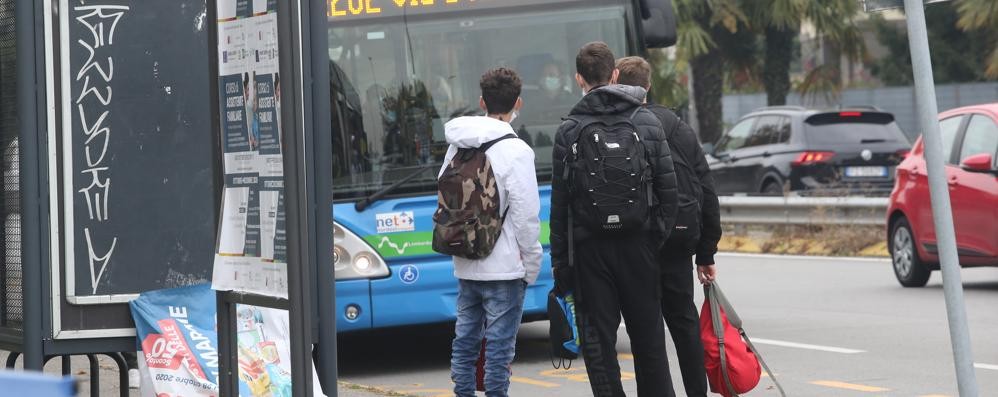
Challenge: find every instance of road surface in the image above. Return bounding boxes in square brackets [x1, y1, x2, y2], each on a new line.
[337, 253, 998, 396]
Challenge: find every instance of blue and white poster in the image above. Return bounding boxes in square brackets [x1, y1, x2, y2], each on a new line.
[130, 284, 323, 396]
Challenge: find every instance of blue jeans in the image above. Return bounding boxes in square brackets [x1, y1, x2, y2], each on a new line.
[451, 279, 527, 397]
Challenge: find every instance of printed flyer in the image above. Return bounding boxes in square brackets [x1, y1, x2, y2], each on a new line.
[130, 284, 324, 397]
[212, 0, 288, 298]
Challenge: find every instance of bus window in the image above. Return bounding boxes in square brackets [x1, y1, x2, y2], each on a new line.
[329, 5, 628, 201]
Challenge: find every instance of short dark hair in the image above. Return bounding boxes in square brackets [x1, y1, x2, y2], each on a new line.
[480, 67, 522, 114]
[615, 56, 652, 89]
[576, 42, 616, 86]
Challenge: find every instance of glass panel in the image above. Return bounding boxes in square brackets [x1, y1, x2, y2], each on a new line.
[329, 6, 629, 200]
[805, 122, 909, 145]
[747, 116, 780, 148]
[959, 115, 998, 163]
[937, 116, 963, 164]
[776, 116, 791, 144]
[716, 118, 755, 153]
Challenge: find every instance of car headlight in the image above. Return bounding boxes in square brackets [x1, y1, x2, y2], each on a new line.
[333, 222, 389, 280]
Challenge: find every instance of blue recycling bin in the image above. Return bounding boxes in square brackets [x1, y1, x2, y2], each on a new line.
[0, 371, 76, 397]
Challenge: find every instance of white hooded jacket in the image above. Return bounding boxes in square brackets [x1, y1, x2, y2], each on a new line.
[438, 116, 543, 284]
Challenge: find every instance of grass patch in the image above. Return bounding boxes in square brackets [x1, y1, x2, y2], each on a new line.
[720, 224, 887, 257]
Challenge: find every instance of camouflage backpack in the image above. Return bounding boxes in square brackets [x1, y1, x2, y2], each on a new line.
[432, 134, 517, 259]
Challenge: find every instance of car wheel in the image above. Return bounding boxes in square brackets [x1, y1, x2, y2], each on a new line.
[891, 217, 931, 287]
[761, 180, 783, 196]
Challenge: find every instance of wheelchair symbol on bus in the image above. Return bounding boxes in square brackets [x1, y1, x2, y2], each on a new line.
[399, 264, 419, 285]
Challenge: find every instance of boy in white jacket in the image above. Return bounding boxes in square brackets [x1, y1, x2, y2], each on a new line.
[441, 68, 542, 397]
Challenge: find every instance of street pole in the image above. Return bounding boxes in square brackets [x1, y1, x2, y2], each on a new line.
[15, 0, 44, 371]
[902, 1, 978, 395]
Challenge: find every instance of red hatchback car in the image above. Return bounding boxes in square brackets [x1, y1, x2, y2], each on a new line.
[887, 103, 998, 287]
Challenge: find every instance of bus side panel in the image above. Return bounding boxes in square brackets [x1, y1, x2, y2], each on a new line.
[335, 279, 374, 332]
[335, 186, 554, 329]
[368, 254, 553, 329]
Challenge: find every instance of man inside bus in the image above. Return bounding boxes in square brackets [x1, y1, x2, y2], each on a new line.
[615, 56, 722, 397]
[443, 68, 543, 397]
[529, 61, 575, 113]
[550, 42, 679, 397]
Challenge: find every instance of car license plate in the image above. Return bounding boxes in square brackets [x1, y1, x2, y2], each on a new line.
[845, 166, 888, 178]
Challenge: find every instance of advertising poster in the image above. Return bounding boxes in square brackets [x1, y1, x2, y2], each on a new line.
[212, 0, 288, 298]
[130, 284, 324, 397]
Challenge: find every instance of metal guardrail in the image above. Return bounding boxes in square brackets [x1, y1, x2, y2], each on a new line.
[719, 196, 890, 226]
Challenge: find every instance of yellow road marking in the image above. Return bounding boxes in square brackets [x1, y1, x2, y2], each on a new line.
[539, 368, 636, 383]
[393, 388, 451, 397]
[540, 368, 590, 383]
[510, 376, 560, 388]
[618, 353, 634, 360]
[811, 380, 889, 392]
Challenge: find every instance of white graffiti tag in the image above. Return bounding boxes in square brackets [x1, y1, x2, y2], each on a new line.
[85, 228, 118, 294]
[74, 4, 128, 294]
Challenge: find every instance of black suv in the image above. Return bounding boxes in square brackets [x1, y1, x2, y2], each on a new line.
[706, 106, 912, 196]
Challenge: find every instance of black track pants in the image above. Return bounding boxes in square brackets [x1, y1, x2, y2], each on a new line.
[576, 236, 675, 397]
[660, 249, 709, 397]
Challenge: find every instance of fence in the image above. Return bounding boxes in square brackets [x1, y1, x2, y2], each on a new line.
[719, 196, 889, 226]
[722, 82, 998, 141]
[0, 0, 21, 331]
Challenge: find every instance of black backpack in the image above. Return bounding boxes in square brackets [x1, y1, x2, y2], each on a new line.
[649, 105, 703, 248]
[564, 109, 652, 234]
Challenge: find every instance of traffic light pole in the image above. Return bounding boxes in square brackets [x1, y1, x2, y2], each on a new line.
[902, 1, 978, 395]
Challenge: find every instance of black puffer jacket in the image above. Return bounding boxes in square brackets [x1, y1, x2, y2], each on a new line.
[549, 85, 679, 276]
[646, 104, 722, 265]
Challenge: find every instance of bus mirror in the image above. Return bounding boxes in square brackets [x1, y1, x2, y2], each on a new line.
[640, 0, 677, 48]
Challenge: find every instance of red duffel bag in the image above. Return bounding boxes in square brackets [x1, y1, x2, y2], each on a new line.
[701, 282, 785, 397]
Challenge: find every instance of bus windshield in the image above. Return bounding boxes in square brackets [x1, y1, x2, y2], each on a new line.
[329, 4, 630, 201]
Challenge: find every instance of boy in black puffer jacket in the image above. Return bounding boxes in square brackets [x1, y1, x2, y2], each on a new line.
[615, 56, 723, 397]
[549, 42, 679, 397]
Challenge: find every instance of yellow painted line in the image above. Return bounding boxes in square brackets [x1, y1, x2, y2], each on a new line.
[510, 376, 560, 388]
[618, 353, 634, 360]
[811, 380, 889, 392]
[393, 388, 452, 397]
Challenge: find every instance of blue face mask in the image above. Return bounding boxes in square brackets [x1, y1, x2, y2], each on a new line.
[385, 111, 397, 123]
[543, 76, 561, 92]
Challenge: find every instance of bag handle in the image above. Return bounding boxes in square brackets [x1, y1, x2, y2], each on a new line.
[707, 282, 787, 397]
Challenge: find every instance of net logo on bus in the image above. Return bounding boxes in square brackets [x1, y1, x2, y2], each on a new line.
[376, 211, 416, 234]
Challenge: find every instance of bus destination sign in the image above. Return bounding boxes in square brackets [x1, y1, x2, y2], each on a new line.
[328, 0, 582, 20]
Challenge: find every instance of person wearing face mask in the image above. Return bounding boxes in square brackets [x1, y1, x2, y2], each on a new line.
[523, 61, 575, 125]
[539, 62, 573, 102]
[442, 67, 542, 397]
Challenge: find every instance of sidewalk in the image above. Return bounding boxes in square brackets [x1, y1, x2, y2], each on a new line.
[338, 381, 416, 397]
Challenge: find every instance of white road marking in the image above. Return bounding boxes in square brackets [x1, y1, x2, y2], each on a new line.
[716, 252, 889, 263]
[749, 338, 865, 354]
[975, 363, 998, 371]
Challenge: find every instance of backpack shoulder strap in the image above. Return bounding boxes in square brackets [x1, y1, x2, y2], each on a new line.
[628, 106, 643, 120]
[480, 133, 518, 152]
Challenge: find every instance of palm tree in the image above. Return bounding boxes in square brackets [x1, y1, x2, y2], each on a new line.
[739, 0, 866, 106]
[955, 0, 998, 77]
[673, 0, 745, 144]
